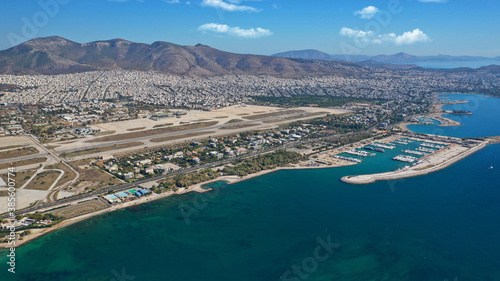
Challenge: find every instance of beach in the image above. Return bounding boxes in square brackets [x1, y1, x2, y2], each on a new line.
[0, 156, 355, 249]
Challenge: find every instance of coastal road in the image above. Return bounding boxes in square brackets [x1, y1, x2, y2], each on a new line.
[1, 131, 358, 218]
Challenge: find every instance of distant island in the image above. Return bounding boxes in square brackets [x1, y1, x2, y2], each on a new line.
[272, 49, 500, 66]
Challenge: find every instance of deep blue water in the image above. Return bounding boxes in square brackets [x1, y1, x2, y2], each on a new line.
[1, 93, 500, 281]
[408, 93, 500, 138]
[400, 61, 499, 69]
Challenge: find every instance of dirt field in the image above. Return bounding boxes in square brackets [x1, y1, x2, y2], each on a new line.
[70, 160, 122, 189]
[87, 121, 219, 143]
[0, 136, 33, 149]
[225, 119, 244, 124]
[153, 123, 174, 128]
[45, 163, 77, 189]
[243, 109, 305, 120]
[150, 131, 217, 143]
[0, 147, 39, 159]
[220, 123, 261, 130]
[127, 127, 146, 131]
[0, 157, 46, 170]
[61, 142, 144, 158]
[49, 199, 109, 218]
[262, 112, 329, 123]
[24, 170, 61, 190]
[0, 144, 27, 150]
[0, 170, 36, 188]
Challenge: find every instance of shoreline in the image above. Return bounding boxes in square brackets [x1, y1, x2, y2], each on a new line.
[399, 100, 466, 131]
[0, 160, 352, 249]
[341, 140, 488, 185]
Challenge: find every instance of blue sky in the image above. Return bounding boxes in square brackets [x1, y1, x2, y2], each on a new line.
[1, 0, 499, 56]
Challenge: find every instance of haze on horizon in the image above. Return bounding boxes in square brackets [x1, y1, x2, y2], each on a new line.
[1, 0, 499, 57]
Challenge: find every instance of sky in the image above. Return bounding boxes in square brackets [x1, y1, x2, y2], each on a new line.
[1, 0, 499, 57]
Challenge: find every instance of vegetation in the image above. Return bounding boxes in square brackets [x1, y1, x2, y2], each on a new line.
[61, 142, 143, 158]
[0, 146, 39, 159]
[223, 150, 305, 177]
[0, 157, 46, 170]
[251, 95, 386, 108]
[88, 121, 219, 142]
[158, 169, 219, 190]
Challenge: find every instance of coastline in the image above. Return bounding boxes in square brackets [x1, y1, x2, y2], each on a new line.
[0, 160, 353, 249]
[341, 140, 488, 185]
[399, 100, 465, 131]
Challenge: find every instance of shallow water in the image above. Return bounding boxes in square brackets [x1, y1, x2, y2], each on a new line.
[1, 93, 499, 281]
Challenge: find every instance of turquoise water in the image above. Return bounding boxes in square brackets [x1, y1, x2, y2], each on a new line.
[1, 94, 500, 281]
[408, 93, 500, 138]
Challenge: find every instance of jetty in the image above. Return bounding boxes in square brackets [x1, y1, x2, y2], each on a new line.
[341, 140, 488, 185]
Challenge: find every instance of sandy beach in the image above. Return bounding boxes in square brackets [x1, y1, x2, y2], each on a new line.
[0, 157, 355, 249]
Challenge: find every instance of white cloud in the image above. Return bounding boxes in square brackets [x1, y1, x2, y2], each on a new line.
[393, 29, 430, 44]
[201, 0, 260, 12]
[198, 23, 272, 38]
[354, 6, 380, 19]
[163, 0, 180, 3]
[340, 27, 430, 45]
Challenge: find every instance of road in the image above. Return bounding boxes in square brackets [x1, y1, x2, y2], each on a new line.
[1, 131, 358, 218]
[55, 111, 338, 156]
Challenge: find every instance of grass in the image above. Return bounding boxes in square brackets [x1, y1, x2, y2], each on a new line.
[0, 157, 46, 170]
[151, 131, 217, 143]
[45, 163, 78, 189]
[242, 109, 305, 120]
[127, 127, 146, 131]
[24, 170, 62, 190]
[0, 147, 39, 159]
[87, 121, 219, 143]
[61, 142, 144, 158]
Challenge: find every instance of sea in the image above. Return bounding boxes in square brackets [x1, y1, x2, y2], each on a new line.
[400, 61, 499, 69]
[1, 93, 500, 281]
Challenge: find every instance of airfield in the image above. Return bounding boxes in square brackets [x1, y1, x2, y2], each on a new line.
[0, 105, 350, 213]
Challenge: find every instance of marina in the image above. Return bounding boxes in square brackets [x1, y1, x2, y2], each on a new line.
[393, 155, 418, 163]
[372, 143, 395, 150]
[417, 147, 436, 153]
[421, 142, 445, 149]
[332, 155, 363, 163]
[364, 146, 385, 153]
[402, 149, 427, 156]
[345, 150, 375, 157]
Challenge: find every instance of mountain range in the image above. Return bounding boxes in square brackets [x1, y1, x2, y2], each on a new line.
[272, 49, 500, 64]
[1, 36, 499, 77]
[0, 36, 361, 77]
